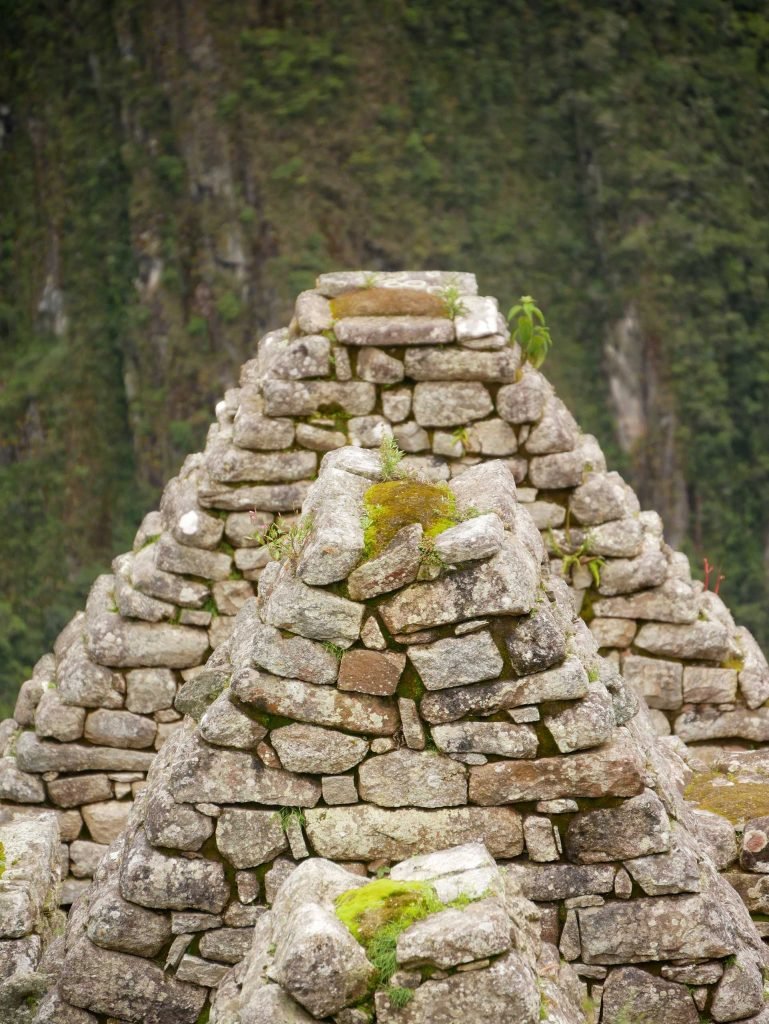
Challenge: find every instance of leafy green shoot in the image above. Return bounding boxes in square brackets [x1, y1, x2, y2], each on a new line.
[508, 295, 553, 369]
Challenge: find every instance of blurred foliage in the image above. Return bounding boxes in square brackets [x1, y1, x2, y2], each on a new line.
[0, 0, 768, 711]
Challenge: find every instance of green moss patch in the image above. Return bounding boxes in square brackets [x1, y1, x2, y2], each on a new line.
[330, 287, 447, 319]
[362, 479, 459, 558]
[685, 771, 769, 824]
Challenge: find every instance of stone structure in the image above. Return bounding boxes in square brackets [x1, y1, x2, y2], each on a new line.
[38, 451, 769, 1023]
[209, 843, 589, 1024]
[0, 809, 63, 1023]
[1, 269, 767, 908]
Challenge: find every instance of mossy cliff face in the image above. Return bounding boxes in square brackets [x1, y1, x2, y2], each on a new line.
[2, 0, 769, 715]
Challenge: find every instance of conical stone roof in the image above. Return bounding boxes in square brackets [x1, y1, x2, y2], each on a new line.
[40, 449, 769, 1024]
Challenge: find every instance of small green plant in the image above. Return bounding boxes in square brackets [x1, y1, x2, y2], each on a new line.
[507, 295, 553, 369]
[252, 514, 313, 560]
[587, 665, 600, 683]
[379, 434, 405, 481]
[547, 529, 605, 586]
[441, 284, 468, 319]
[451, 425, 469, 446]
[363, 271, 379, 287]
[278, 807, 306, 831]
[322, 641, 345, 660]
[386, 986, 414, 1008]
[418, 537, 444, 573]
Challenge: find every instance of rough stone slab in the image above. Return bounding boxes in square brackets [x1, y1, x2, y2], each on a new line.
[347, 523, 423, 601]
[264, 334, 330, 379]
[262, 380, 376, 417]
[431, 721, 537, 759]
[232, 405, 295, 451]
[144, 785, 214, 851]
[528, 436, 606, 489]
[406, 631, 503, 690]
[356, 347, 405, 383]
[0, 757, 46, 804]
[454, 295, 500, 340]
[205, 442, 316, 487]
[198, 480, 312, 513]
[495, 369, 549, 424]
[120, 830, 229, 913]
[347, 414, 391, 447]
[261, 562, 365, 647]
[271, 723, 368, 774]
[125, 668, 177, 714]
[35, 688, 86, 741]
[16, 732, 154, 774]
[198, 927, 253, 964]
[737, 626, 769, 710]
[335, 315, 454, 347]
[155, 534, 232, 579]
[337, 649, 406, 696]
[86, 878, 171, 957]
[199, 691, 267, 749]
[392, 419, 430, 452]
[60, 936, 207, 1023]
[296, 468, 368, 585]
[295, 290, 334, 333]
[81, 801, 132, 844]
[433, 514, 505, 564]
[578, 895, 735, 964]
[358, 749, 467, 808]
[564, 790, 670, 864]
[216, 808, 287, 869]
[593, 577, 699, 624]
[57, 632, 123, 708]
[412, 381, 493, 427]
[505, 603, 567, 676]
[675, 706, 769, 742]
[246, 618, 339, 685]
[625, 832, 702, 895]
[523, 815, 560, 862]
[396, 897, 511, 969]
[304, 805, 523, 860]
[295, 422, 347, 451]
[233, 668, 398, 736]
[47, 775, 112, 808]
[505, 862, 615, 901]
[421, 657, 588, 724]
[589, 616, 637, 648]
[84, 709, 156, 749]
[465, 417, 518, 456]
[596, 536, 669, 596]
[315, 270, 477, 297]
[601, 967, 698, 1024]
[622, 654, 683, 710]
[569, 470, 640, 525]
[450, 460, 521, 529]
[0, 812, 59, 938]
[175, 953, 229, 986]
[404, 346, 517, 381]
[86, 576, 208, 669]
[635, 619, 734, 661]
[469, 733, 645, 804]
[374, 950, 539, 1024]
[682, 666, 737, 703]
[167, 733, 322, 805]
[379, 534, 539, 634]
[711, 950, 765, 1022]
[543, 681, 615, 753]
[129, 545, 210, 609]
[525, 396, 580, 455]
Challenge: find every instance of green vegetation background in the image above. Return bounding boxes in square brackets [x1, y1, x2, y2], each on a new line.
[1, 0, 768, 713]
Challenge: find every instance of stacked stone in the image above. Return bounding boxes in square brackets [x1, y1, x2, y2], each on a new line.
[0, 810, 63, 1023]
[209, 843, 589, 1024]
[1, 268, 768, 904]
[42, 452, 769, 1024]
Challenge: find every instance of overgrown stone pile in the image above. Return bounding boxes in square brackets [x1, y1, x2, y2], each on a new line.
[1, 269, 767, 907]
[0, 810, 63, 1023]
[209, 843, 589, 1024]
[40, 451, 769, 1024]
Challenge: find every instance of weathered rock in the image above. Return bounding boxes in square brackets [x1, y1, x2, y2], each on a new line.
[335, 315, 454, 348]
[505, 603, 566, 675]
[35, 688, 86, 741]
[155, 534, 232, 579]
[564, 790, 670, 864]
[527, 436, 606, 489]
[675, 706, 769, 743]
[0, 813, 59, 938]
[396, 897, 511, 968]
[265, 334, 330, 379]
[522, 815, 561, 862]
[577, 894, 735, 963]
[596, 535, 669, 596]
[16, 733, 154, 774]
[692, 810, 738, 870]
[57, 632, 123, 709]
[406, 632, 502, 690]
[174, 669, 230, 720]
[199, 927, 254, 964]
[244, 617, 339, 684]
[469, 733, 645, 804]
[593, 577, 699, 624]
[600, 967, 698, 1024]
[635, 619, 734, 662]
[624, 831, 702, 895]
[465, 417, 518, 455]
[449, 460, 520, 529]
[432, 721, 538, 759]
[175, 953, 229, 985]
[711, 950, 765, 1022]
[304, 805, 523, 860]
[198, 479, 312, 513]
[505, 862, 615, 901]
[421, 656, 588, 724]
[495, 369, 549, 424]
[0, 758, 46, 803]
[271, 724, 368, 774]
[358, 749, 467, 807]
[47, 775, 112, 808]
[682, 666, 737, 703]
[295, 290, 334, 334]
[70, 839, 108, 878]
[569, 471, 640, 525]
[374, 950, 539, 1024]
[144, 785, 214, 851]
[120, 830, 229, 913]
[86, 879, 172, 957]
[167, 734, 322, 805]
[741, 815, 769, 872]
[318, 270, 479, 298]
[269, 902, 375, 1017]
[232, 668, 399, 736]
[337, 649, 405, 696]
[124, 668, 177, 714]
[296, 469, 367, 585]
[216, 808, 287, 869]
[199, 691, 267, 749]
[356, 347, 405, 383]
[589, 617, 636, 648]
[544, 681, 615, 753]
[737, 626, 769, 710]
[81, 801, 132, 844]
[262, 380, 376, 417]
[525, 396, 580, 454]
[398, 698, 426, 751]
[622, 654, 683, 710]
[348, 523, 423, 601]
[433, 513, 505, 563]
[412, 382, 493, 427]
[232, 403, 295, 451]
[295, 422, 347, 451]
[261, 562, 365, 647]
[60, 937, 207, 1023]
[404, 345, 516, 381]
[380, 534, 539, 634]
[84, 709, 157, 750]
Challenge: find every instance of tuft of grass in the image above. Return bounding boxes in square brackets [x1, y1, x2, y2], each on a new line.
[322, 641, 345, 660]
[386, 985, 414, 1008]
[379, 434, 406, 481]
[278, 807, 306, 831]
[253, 515, 313, 561]
[440, 284, 468, 320]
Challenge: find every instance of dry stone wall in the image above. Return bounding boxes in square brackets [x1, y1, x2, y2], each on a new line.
[41, 452, 769, 1024]
[1, 268, 767, 909]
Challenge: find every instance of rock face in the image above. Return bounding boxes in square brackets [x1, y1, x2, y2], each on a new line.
[1, 267, 767, 920]
[40, 433, 769, 1023]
